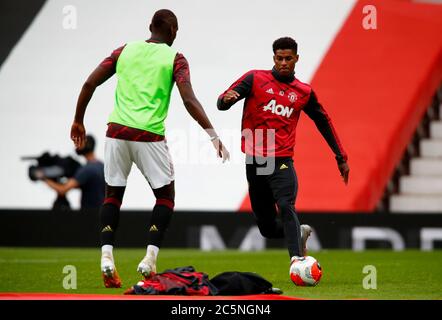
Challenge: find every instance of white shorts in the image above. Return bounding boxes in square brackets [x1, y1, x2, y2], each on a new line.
[104, 137, 174, 189]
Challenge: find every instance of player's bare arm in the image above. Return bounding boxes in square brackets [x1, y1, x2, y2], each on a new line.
[71, 65, 115, 149]
[176, 81, 230, 162]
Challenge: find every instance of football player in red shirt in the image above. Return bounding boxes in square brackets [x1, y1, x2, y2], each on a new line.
[218, 37, 349, 267]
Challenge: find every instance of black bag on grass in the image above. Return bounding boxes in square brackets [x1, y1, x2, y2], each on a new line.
[210, 271, 281, 295]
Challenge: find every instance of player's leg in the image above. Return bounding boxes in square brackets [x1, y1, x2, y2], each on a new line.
[100, 184, 125, 287]
[267, 157, 307, 259]
[101, 137, 132, 287]
[136, 181, 175, 277]
[131, 140, 175, 278]
[246, 161, 284, 239]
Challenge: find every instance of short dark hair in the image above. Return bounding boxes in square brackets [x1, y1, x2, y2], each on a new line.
[272, 37, 298, 54]
[76, 135, 95, 155]
[151, 9, 177, 31]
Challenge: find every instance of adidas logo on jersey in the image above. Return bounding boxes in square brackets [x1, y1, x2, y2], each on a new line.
[263, 99, 294, 118]
[102, 225, 113, 233]
[266, 88, 274, 94]
[149, 225, 159, 232]
[280, 164, 288, 170]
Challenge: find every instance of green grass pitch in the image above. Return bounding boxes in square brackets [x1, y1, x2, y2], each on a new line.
[0, 248, 441, 300]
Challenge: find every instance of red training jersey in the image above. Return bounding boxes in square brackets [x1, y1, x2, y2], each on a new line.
[218, 69, 347, 162]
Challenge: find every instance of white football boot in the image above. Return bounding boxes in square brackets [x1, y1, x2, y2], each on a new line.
[101, 253, 121, 288]
[137, 250, 157, 278]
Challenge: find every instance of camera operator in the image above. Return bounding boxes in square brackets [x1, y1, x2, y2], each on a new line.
[41, 135, 105, 210]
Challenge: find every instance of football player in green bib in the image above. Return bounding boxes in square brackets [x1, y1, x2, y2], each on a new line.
[71, 9, 229, 288]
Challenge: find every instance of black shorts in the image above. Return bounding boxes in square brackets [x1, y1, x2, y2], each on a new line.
[245, 155, 298, 215]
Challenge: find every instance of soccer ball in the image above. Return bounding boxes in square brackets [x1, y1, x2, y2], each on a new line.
[289, 256, 322, 286]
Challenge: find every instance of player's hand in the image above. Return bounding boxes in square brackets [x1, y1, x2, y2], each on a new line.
[338, 161, 350, 185]
[70, 121, 86, 150]
[222, 90, 240, 104]
[212, 138, 230, 163]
